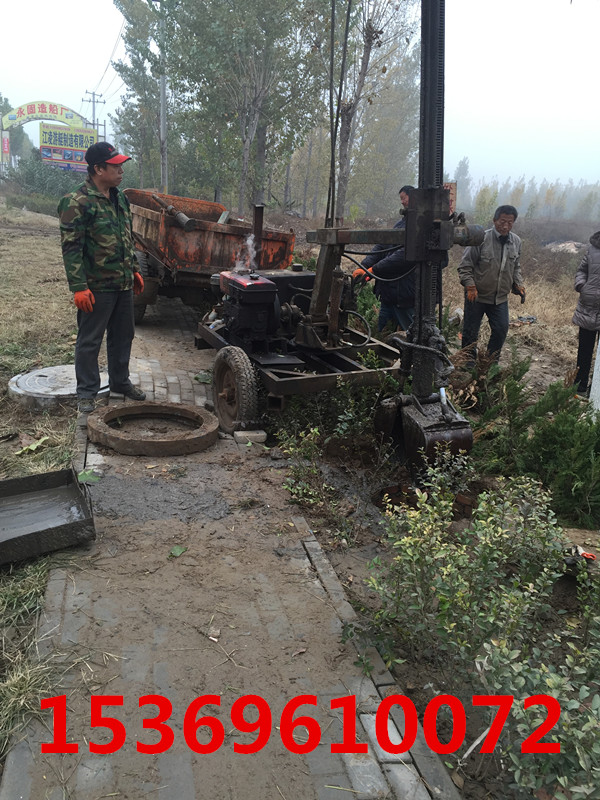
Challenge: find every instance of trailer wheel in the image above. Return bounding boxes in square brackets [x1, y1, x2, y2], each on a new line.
[133, 251, 149, 324]
[212, 346, 259, 434]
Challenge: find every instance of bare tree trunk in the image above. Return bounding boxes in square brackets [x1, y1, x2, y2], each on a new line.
[313, 127, 324, 218]
[254, 122, 267, 206]
[284, 160, 292, 211]
[336, 20, 375, 223]
[302, 135, 313, 218]
[238, 135, 252, 216]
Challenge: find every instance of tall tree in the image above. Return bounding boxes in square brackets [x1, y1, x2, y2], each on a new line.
[166, 0, 327, 214]
[333, 0, 418, 223]
[453, 156, 472, 210]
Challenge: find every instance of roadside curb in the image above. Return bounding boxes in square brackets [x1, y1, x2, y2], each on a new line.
[292, 516, 461, 800]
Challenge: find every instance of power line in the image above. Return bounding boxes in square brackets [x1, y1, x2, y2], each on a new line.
[93, 20, 125, 93]
[104, 82, 126, 104]
[101, 71, 120, 96]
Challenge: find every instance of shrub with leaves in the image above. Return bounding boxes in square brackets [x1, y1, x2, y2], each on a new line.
[368, 452, 600, 798]
[468, 351, 600, 527]
[369, 475, 565, 675]
[476, 621, 600, 800]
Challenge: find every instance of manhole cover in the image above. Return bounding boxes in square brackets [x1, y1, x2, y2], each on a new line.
[8, 365, 109, 409]
[87, 402, 219, 456]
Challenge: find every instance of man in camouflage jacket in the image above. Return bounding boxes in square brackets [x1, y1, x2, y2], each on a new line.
[58, 142, 146, 413]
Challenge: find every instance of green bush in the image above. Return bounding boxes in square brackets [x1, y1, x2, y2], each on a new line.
[368, 458, 600, 797]
[2, 150, 81, 199]
[368, 474, 565, 674]
[522, 406, 600, 528]
[470, 354, 600, 527]
[5, 193, 61, 217]
[354, 282, 379, 334]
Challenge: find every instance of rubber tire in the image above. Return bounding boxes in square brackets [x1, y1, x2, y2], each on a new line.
[133, 251, 149, 324]
[212, 346, 259, 434]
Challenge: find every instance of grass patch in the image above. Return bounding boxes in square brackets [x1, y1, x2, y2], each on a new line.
[0, 560, 52, 758]
[0, 212, 75, 393]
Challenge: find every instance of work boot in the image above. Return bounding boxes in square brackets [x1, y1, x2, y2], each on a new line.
[77, 397, 96, 414]
[122, 385, 146, 401]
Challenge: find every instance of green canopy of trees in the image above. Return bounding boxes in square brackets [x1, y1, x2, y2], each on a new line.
[110, 0, 421, 219]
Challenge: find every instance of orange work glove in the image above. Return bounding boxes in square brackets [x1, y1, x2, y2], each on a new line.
[466, 285, 478, 302]
[133, 271, 145, 295]
[352, 266, 373, 282]
[73, 289, 95, 313]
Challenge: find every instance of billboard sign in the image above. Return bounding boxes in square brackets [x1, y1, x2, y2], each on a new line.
[1, 131, 9, 164]
[40, 124, 96, 172]
[2, 101, 86, 130]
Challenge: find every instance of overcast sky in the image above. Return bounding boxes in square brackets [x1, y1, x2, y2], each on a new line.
[2, 0, 599, 189]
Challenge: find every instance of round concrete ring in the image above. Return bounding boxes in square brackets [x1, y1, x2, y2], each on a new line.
[87, 402, 219, 456]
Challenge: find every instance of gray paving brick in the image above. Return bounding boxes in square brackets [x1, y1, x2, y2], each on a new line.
[322, 676, 380, 715]
[121, 644, 153, 683]
[60, 579, 92, 646]
[341, 751, 390, 796]
[360, 646, 395, 688]
[382, 763, 431, 800]
[75, 755, 114, 795]
[157, 751, 197, 800]
[387, 708, 462, 800]
[93, 595, 120, 625]
[314, 773, 354, 800]
[305, 745, 345, 775]
[303, 540, 356, 623]
[0, 740, 33, 800]
[359, 714, 412, 764]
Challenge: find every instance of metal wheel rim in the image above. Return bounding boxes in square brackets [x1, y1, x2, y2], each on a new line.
[215, 364, 238, 429]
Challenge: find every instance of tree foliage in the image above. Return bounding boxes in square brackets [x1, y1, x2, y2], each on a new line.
[0, 93, 34, 163]
[109, 0, 421, 218]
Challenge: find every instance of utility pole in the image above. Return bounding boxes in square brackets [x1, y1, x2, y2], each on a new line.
[152, 0, 168, 194]
[82, 90, 106, 138]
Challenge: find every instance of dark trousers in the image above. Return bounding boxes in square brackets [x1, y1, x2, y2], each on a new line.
[575, 327, 599, 394]
[75, 289, 135, 398]
[378, 304, 414, 332]
[462, 300, 509, 361]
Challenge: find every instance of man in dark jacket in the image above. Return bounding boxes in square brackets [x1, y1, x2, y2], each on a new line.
[572, 230, 600, 395]
[58, 142, 146, 413]
[353, 185, 416, 332]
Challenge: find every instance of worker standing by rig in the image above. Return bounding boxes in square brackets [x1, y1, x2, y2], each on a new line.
[58, 142, 147, 414]
[458, 204, 526, 364]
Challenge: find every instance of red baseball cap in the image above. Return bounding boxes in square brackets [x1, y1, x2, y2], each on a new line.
[85, 142, 131, 166]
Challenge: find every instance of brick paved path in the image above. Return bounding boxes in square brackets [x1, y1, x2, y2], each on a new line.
[0, 298, 459, 800]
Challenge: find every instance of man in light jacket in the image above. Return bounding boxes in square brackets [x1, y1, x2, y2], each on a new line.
[572, 230, 600, 395]
[458, 204, 525, 362]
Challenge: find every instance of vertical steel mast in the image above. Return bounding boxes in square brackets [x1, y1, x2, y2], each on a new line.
[419, 0, 445, 189]
[404, 0, 449, 398]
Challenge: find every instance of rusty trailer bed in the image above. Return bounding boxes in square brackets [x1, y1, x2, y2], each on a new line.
[125, 189, 295, 285]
